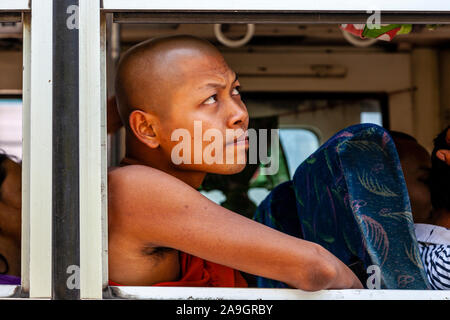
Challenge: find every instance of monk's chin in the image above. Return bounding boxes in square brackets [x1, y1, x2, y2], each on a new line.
[181, 162, 247, 175]
[208, 163, 247, 175]
[171, 161, 248, 176]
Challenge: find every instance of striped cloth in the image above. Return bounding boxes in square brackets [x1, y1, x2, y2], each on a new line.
[415, 224, 450, 290]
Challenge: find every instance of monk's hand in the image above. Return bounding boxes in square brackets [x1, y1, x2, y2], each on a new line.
[334, 259, 364, 290]
[314, 244, 364, 290]
[436, 127, 450, 166]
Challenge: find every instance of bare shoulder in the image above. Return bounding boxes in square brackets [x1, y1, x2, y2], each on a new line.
[110, 165, 172, 206]
[107, 164, 222, 249]
[108, 165, 193, 198]
[107, 165, 204, 227]
[108, 164, 169, 184]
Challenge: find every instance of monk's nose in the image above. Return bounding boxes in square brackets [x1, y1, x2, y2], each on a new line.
[227, 101, 248, 129]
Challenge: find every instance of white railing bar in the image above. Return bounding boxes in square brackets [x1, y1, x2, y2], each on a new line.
[102, 0, 450, 12]
[29, 0, 53, 299]
[79, 0, 107, 299]
[111, 287, 450, 300]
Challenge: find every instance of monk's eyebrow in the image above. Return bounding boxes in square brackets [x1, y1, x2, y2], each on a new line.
[199, 73, 239, 90]
[202, 82, 226, 89]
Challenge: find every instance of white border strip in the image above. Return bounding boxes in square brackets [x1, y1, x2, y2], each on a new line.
[103, 0, 450, 12]
[0, 0, 29, 11]
[29, 0, 53, 299]
[79, 0, 107, 299]
[21, 11, 31, 294]
[112, 287, 450, 300]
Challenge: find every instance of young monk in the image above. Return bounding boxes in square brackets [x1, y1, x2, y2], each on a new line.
[107, 35, 363, 290]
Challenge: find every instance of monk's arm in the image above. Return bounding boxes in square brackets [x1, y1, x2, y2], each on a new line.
[108, 166, 363, 291]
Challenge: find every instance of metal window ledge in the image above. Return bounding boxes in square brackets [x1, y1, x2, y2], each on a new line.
[109, 287, 450, 300]
[111, 11, 450, 24]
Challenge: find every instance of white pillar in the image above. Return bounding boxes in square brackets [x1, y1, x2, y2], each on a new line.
[20, 11, 31, 295]
[79, 0, 108, 299]
[29, 0, 53, 299]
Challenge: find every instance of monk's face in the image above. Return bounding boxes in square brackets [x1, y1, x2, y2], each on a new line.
[0, 158, 21, 211]
[149, 51, 249, 175]
[0, 157, 21, 240]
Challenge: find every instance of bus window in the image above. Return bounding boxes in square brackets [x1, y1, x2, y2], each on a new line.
[200, 189, 227, 205]
[279, 128, 320, 179]
[248, 128, 320, 206]
[360, 101, 383, 126]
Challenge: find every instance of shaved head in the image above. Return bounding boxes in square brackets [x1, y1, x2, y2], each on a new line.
[115, 35, 224, 129]
[114, 35, 248, 179]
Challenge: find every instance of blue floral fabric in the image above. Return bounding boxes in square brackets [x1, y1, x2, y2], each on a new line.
[253, 124, 430, 289]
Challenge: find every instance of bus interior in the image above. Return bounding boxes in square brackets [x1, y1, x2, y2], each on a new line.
[0, 4, 449, 299]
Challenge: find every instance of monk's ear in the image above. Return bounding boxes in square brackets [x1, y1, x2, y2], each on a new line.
[129, 110, 160, 149]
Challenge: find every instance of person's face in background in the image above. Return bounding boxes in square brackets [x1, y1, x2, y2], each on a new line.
[1, 158, 21, 207]
[394, 139, 432, 224]
[0, 157, 22, 241]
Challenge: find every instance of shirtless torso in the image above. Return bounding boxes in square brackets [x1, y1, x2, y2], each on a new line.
[108, 231, 180, 286]
[108, 163, 181, 286]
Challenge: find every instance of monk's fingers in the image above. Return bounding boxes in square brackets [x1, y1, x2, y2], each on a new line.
[436, 149, 450, 166]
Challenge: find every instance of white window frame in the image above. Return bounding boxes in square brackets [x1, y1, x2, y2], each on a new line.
[0, 0, 53, 299]
[27, 0, 53, 300]
[97, 1, 450, 300]
[79, 0, 108, 300]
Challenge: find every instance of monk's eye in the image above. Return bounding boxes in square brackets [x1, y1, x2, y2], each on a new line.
[232, 86, 241, 96]
[204, 95, 217, 105]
